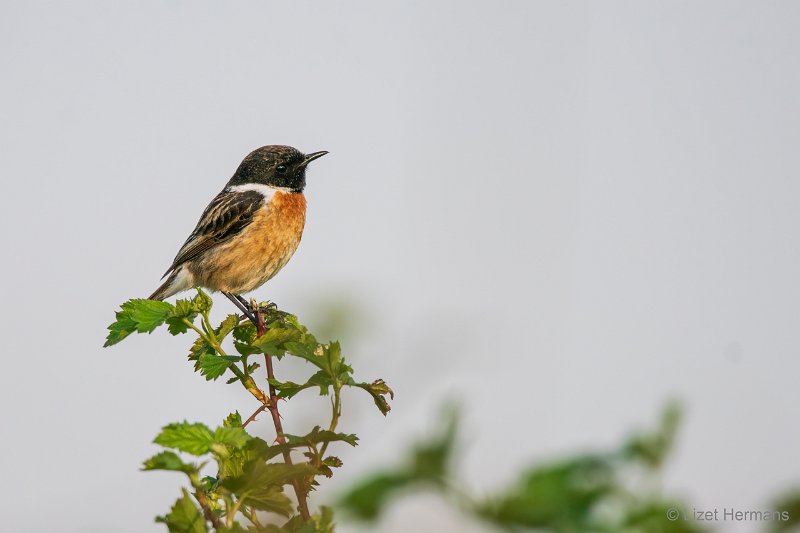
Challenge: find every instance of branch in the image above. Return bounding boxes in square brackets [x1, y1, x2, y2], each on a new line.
[256, 305, 312, 522]
[189, 475, 223, 530]
[242, 404, 268, 428]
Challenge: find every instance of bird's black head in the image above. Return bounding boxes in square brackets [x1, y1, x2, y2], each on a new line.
[227, 145, 328, 193]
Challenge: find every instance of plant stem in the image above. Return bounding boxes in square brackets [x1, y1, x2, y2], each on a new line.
[255, 306, 312, 522]
[189, 473, 223, 530]
[183, 318, 268, 405]
[242, 404, 268, 428]
[319, 385, 342, 458]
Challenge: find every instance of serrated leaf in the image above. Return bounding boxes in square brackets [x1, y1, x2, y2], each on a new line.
[319, 456, 344, 478]
[233, 341, 262, 356]
[250, 325, 303, 355]
[192, 288, 213, 313]
[129, 299, 174, 331]
[233, 322, 256, 344]
[155, 422, 214, 456]
[266, 427, 358, 459]
[155, 489, 208, 533]
[353, 379, 394, 415]
[266, 369, 333, 401]
[241, 485, 293, 515]
[222, 461, 316, 494]
[323, 456, 343, 469]
[104, 313, 137, 346]
[222, 461, 315, 515]
[281, 506, 335, 533]
[215, 314, 240, 340]
[188, 335, 215, 365]
[216, 437, 272, 480]
[223, 412, 242, 428]
[103, 299, 174, 346]
[165, 299, 198, 335]
[213, 426, 250, 449]
[197, 353, 241, 381]
[142, 451, 197, 474]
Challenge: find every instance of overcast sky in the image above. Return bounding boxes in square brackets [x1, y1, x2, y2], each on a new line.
[2, 2, 799, 532]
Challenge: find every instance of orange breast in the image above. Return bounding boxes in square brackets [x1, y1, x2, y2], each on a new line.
[197, 191, 307, 294]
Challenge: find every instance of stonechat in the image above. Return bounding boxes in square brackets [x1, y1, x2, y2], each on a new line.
[149, 145, 327, 318]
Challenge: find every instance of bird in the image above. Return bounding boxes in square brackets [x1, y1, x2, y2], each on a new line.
[148, 145, 328, 320]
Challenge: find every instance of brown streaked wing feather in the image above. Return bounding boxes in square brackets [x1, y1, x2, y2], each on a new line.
[162, 189, 264, 277]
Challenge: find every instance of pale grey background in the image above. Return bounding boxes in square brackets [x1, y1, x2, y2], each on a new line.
[1, 1, 799, 532]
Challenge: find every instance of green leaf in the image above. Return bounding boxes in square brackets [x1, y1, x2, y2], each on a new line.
[241, 485, 293, 515]
[268, 371, 330, 400]
[197, 353, 241, 381]
[318, 456, 344, 478]
[129, 299, 174, 331]
[623, 402, 681, 468]
[281, 506, 335, 532]
[215, 314, 240, 341]
[250, 324, 304, 355]
[770, 490, 800, 532]
[154, 422, 214, 456]
[223, 412, 242, 428]
[104, 312, 137, 347]
[142, 451, 197, 474]
[223, 461, 316, 493]
[221, 461, 316, 515]
[165, 299, 198, 335]
[155, 489, 208, 533]
[192, 288, 213, 314]
[233, 341, 262, 356]
[265, 427, 358, 460]
[104, 299, 174, 346]
[215, 436, 272, 480]
[188, 335, 215, 365]
[478, 455, 615, 529]
[409, 407, 457, 481]
[232, 322, 257, 345]
[353, 379, 394, 415]
[213, 426, 251, 449]
[339, 472, 413, 520]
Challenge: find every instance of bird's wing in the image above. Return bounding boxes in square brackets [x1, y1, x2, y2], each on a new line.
[162, 189, 264, 277]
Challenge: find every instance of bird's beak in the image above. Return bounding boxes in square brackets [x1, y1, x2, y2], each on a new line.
[301, 151, 329, 167]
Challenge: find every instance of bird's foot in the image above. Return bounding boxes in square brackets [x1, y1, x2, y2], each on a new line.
[249, 299, 288, 322]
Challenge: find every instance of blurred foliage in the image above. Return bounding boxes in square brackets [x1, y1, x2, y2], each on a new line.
[341, 404, 711, 533]
[769, 491, 800, 532]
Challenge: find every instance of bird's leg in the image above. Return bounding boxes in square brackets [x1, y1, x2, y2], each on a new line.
[248, 298, 287, 322]
[223, 291, 258, 326]
[235, 294, 250, 309]
[237, 294, 278, 321]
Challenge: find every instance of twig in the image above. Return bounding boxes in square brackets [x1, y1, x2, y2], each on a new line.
[191, 478, 223, 529]
[242, 404, 268, 428]
[255, 305, 312, 522]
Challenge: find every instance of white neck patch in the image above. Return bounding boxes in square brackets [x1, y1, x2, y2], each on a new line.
[227, 183, 293, 200]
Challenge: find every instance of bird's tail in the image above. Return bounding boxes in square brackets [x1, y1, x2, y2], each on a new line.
[148, 267, 192, 300]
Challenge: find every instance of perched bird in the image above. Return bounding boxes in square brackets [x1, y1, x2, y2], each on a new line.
[149, 145, 327, 318]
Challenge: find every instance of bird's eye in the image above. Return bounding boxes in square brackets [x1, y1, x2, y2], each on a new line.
[276, 165, 288, 174]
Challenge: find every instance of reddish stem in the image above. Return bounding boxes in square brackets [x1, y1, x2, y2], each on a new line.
[256, 307, 311, 522]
